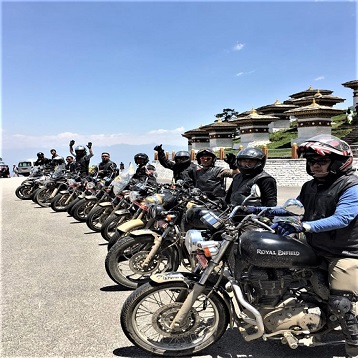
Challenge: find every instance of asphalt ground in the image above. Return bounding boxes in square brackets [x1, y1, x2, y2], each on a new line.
[1, 177, 347, 358]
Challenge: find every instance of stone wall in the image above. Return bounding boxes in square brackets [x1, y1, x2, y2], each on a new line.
[152, 158, 358, 187]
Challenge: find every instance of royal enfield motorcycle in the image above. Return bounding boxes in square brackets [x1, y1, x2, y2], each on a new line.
[120, 186, 346, 356]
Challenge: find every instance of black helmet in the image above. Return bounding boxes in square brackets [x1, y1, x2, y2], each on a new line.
[52, 155, 65, 166]
[174, 151, 190, 163]
[236, 147, 266, 175]
[298, 134, 353, 177]
[37, 152, 44, 158]
[134, 153, 149, 165]
[196, 148, 217, 165]
[75, 145, 87, 158]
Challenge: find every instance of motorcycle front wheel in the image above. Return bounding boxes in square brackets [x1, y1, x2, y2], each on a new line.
[101, 213, 131, 243]
[15, 184, 33, 200]
[34, 187, 52, 207]
[105, 234, 179, 289]
[50, 192, 72, 212]
[72, 198, 97, 222]
[121, 281, 229, 356]
[86, 205, 112, 232]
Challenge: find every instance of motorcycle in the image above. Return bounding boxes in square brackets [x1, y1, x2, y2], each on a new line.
[120, 186, 345, 356]
[105, 186, 225, 289]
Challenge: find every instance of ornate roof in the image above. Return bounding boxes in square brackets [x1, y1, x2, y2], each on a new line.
[288, 86, 333, 99]
[342, 80, 358, 89]
[284, 90, 345, 107]
[284, 99, 345, 118]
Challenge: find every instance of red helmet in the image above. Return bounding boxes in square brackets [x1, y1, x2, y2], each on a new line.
[298, 135, 353, 176]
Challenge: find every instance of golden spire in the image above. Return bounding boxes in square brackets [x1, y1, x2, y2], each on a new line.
[217, 118, 222, 123]
[314, 90, 322, 97]
[308, 85, 313, 90]
[251, 107, 258, 115]
[310, 98, 319, 107]
[274, 99, 281, 105]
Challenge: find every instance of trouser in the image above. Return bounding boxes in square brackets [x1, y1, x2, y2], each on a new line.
[326, 257, 358, 357]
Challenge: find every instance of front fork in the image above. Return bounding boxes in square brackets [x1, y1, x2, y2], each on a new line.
[169, 234, 233, 329]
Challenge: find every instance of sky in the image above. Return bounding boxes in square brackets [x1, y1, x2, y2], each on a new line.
[1, 0, 357, 169]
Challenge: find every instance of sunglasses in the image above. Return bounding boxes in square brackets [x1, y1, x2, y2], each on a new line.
[307, 158, 331, 166]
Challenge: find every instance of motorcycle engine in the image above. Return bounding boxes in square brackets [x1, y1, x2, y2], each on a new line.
[263, 299, 326, 333]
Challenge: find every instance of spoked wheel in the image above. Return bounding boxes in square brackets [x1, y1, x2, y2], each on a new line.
[34, 187, 52, 207]
[120, 281, 229, 356]
[86, 206, 112, 232]
[101, 214, 131, 243]
[105, 235, 179, 289]
[72, 199, 97, 222]
[50, 192, 72, 212]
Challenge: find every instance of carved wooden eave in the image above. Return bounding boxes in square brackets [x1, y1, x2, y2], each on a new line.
[342, 80, 358, 89]
[284, 100, 345, 119]
[288, 86, 333, 99]
[181, 127, 209, 139]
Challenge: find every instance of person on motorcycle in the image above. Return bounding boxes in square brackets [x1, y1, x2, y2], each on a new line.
[51, 155, 66, 171]
[65, 156, 76, 172]
[34, 152, 52, 167]
[273, 134, 358, 358]
[133, 153, 157, 184]
[69, 140, 94, 176]
[226, 147, 277, 206]
[194, 148, 238, 200]
[98, 152, 117, 179]
[154, 144, 197, 184]
[50, 149, 58, 159]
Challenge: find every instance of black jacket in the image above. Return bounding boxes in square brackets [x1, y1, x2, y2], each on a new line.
[300, 173, 358, 258]
[226, 170, 277, 206]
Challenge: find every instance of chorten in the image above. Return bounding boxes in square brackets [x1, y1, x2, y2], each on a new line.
[181, 126, 209, 151]
[231, 108, 278, 148]
[204, 119, 237, 150]
[284, 99, 345, 144]
[342, 80, 358, 108]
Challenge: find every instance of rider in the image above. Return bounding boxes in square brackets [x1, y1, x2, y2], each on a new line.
[98, 152, 117, 179]
[194, 148, 238, 200]
[226, 147, 277, 206]
[33, 152, 52, 167]
[65, 156, 76, 172]
[133, 153, 157, 184]
[69, 140, 94, 176]
[154, 144, 197, 184]
[273, 134, 358, 358]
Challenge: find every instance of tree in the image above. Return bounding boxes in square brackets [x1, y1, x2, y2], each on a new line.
[215, 108, 239, 122]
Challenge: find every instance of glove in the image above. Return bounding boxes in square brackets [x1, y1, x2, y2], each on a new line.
[271, 222, 304, 236]
[224, 153, 237, 169]
[154, 144, 163, 152]
[87, 142, 92, 149]
[69, 140, 75, 146]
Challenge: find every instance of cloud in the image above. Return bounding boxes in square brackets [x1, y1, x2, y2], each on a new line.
[233, 43, 245, 51]
[2, 127, 187, 150]
[314, 76, 325, 81]
[235, 70, 255, 77]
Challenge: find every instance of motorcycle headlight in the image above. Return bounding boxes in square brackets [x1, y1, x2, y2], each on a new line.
[149, 204, 166, 219]
[184, 230, 206, 253]
[86, 182, 96, 190]
[200, 212, 224, 231]
[129, 191, 141, 203]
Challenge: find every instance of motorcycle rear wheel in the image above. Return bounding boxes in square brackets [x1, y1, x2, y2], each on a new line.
[105, 234, 179, 289]
[121, 281, 229, 356]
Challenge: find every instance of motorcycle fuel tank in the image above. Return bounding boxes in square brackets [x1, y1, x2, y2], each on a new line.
[239, 231, 319, 268]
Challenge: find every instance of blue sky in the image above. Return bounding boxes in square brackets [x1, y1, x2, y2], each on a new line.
[2, 0, 357, 168]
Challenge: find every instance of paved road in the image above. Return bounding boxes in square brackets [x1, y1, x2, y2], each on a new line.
[1, 178, 346, 358]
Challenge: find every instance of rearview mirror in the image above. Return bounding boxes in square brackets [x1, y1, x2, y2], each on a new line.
[282, 199, 304, 216]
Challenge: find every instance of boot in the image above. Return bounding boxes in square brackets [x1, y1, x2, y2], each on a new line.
[329, 290, 358, 358]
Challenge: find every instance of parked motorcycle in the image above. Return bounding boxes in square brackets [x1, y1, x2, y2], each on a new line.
[120, 186, 345, 356]
[105, 186, 225, 289]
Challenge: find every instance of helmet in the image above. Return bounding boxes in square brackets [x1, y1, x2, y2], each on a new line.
[236, 147, 266, 175]
[134, 153, 149, 165]
[75, 145, 87, 158]
[298, 134, 353, 177]
[52, 155, 65, 166]
[37, 152, 44, 159]
[196, 148, 217, 165]
[174, 151, 190, 163]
